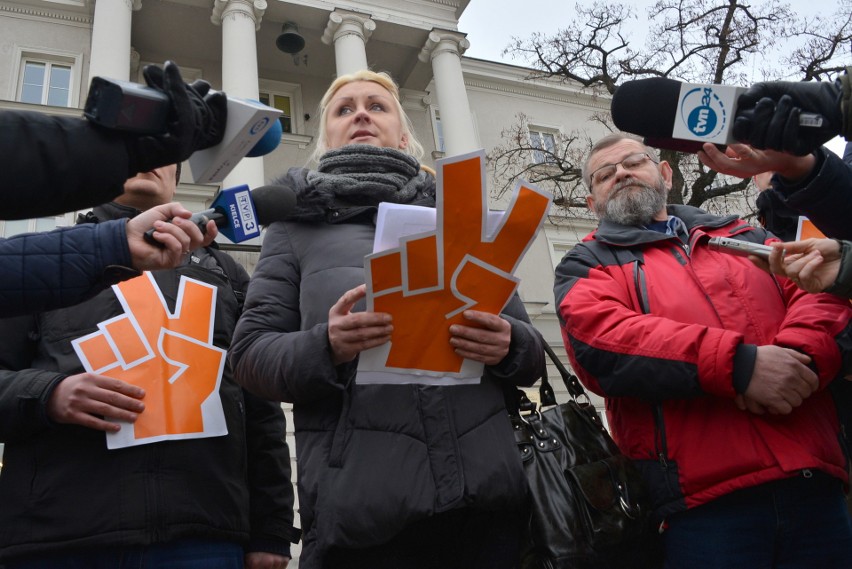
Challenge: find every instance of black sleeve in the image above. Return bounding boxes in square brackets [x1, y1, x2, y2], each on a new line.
[484, 293, 546, 388]
[243, 391, 301, 553]
[1, 110, 131, 220]
[773, 147, 852, 240]
[0, 221, 137, 318]
[0, 314, 66, 443]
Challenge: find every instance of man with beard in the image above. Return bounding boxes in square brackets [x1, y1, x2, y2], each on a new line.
[553, 133, 852, 569]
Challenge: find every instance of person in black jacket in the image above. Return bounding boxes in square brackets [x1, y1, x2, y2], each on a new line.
[230, 70, 544, 569]
[0, 163, 299, 569]
[0, 60, 225, 317]
[1, 61, 226, 220]
[699, 142, 852, 241]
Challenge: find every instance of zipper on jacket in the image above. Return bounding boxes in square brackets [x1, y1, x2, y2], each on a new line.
[632, 262, 651, 314]
[652, 404, 671, 472]
[840, 423, 852, 481]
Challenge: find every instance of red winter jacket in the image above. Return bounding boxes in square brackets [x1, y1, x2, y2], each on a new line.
[553, 205, 852, 522]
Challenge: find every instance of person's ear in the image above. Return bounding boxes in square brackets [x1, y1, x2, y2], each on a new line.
[659, 160, 673, 189]
[399, 133, 409, 150]
[585, 194, 596, 212]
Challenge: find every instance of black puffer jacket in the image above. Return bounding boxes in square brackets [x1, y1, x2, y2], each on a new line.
[230, 168, 544, 569]
[0, 202, 300, 561]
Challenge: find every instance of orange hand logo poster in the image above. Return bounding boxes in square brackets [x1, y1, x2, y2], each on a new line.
[796, 216, 827, 240]
[72, 272, 227, 449]
[357, 150, 552, 385]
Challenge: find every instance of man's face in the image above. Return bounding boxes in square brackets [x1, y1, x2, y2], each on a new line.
[116, 164, 178, 211]
[586, 140, 672, 226]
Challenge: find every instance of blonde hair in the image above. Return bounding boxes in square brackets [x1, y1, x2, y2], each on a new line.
[311, 70, 424, 163]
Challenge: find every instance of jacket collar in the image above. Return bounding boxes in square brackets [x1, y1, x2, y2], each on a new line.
[76, 201, 141, 225]
[591, 204, 741, 247]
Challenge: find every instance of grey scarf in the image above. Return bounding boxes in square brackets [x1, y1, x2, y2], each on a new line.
[304, 144, 432, 209]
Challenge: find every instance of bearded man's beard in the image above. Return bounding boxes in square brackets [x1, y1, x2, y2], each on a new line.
[595, 178, 668, 226]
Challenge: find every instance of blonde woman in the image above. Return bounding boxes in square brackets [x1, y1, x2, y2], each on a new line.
[231, 71, 543, 569]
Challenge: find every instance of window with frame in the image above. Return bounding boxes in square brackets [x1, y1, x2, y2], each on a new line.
[432, 109, 445, 153]
[549, 240, 574, 269]
[529, 128, 557, 165]
[259, 92, 293, 134]
[18, 58, 72, 107]
[0, 217, 63, 238]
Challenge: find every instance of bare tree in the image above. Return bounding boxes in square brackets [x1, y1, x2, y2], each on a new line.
[488, 0, 851, 218]
[785, 0, 852, 81]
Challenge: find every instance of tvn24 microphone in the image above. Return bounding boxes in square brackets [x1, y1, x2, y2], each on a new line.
[610, 77, 825, 153]
[144, 184, 298, 246]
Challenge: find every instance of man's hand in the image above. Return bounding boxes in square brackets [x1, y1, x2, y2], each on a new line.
[767, 239, 842, 294]
[126, 202, 216, 271]
[742, 345, 818, 414]
[449, 310, 511, 366]
[128, 61, 227, 174]
[328, 284, 393, 366]
[733, 79, 843, 155]
[47, 373, 145, 432]
[245, 552, 290, 569]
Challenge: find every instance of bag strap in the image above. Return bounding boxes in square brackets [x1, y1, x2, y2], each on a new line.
[512, 330, 591, 413]
[539, 338, 607, 432]
[542, 341, 588, 401]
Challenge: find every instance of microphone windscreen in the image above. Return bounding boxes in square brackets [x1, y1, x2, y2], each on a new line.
[251, 184, 299, 225]
[246, 117, 283, 157]
[611, 78, 682, 138]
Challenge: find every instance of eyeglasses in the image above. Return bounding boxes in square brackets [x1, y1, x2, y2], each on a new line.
[589, 152, 659, 188]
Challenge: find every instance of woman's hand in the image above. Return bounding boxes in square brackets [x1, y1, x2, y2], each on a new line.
[327, 284, 393, 365]
[448, 310, 511, 366]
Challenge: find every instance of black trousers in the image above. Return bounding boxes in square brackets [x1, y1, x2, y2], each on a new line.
[323, 508, 522, 569]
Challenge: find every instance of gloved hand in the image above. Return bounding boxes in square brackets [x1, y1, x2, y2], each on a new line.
[127, 61, 227, 174]
[732, 79, 843, 156]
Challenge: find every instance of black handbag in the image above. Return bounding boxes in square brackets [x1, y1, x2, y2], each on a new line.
[511, 341, 660, 569]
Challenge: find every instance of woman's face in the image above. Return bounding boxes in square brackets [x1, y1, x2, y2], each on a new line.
[324, 81, 409, 151]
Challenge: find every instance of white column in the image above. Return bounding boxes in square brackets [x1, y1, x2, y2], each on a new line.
[88, 0, 141, 84]
[212, 0, 266, 189]
[419, 30, 477, 156]
[321, 9, 375, 76]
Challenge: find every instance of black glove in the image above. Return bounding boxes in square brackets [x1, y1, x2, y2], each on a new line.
[127, 61, 227, 174]
[732, 79, 843, 156]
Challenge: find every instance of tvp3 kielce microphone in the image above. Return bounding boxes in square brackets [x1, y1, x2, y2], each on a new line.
[610, 77, 825, 153]
[144, 184, 298, 246]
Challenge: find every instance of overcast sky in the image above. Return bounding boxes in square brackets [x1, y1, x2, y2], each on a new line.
[458, 0, 830, 68]
[458, 0, 848, 156]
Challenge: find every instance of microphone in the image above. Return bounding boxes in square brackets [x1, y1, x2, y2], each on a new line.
[245, 116, 282, 157]
[84, 77, 283, 181]
[144, 184, 298, 246]
[610, 77, 825, 152]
